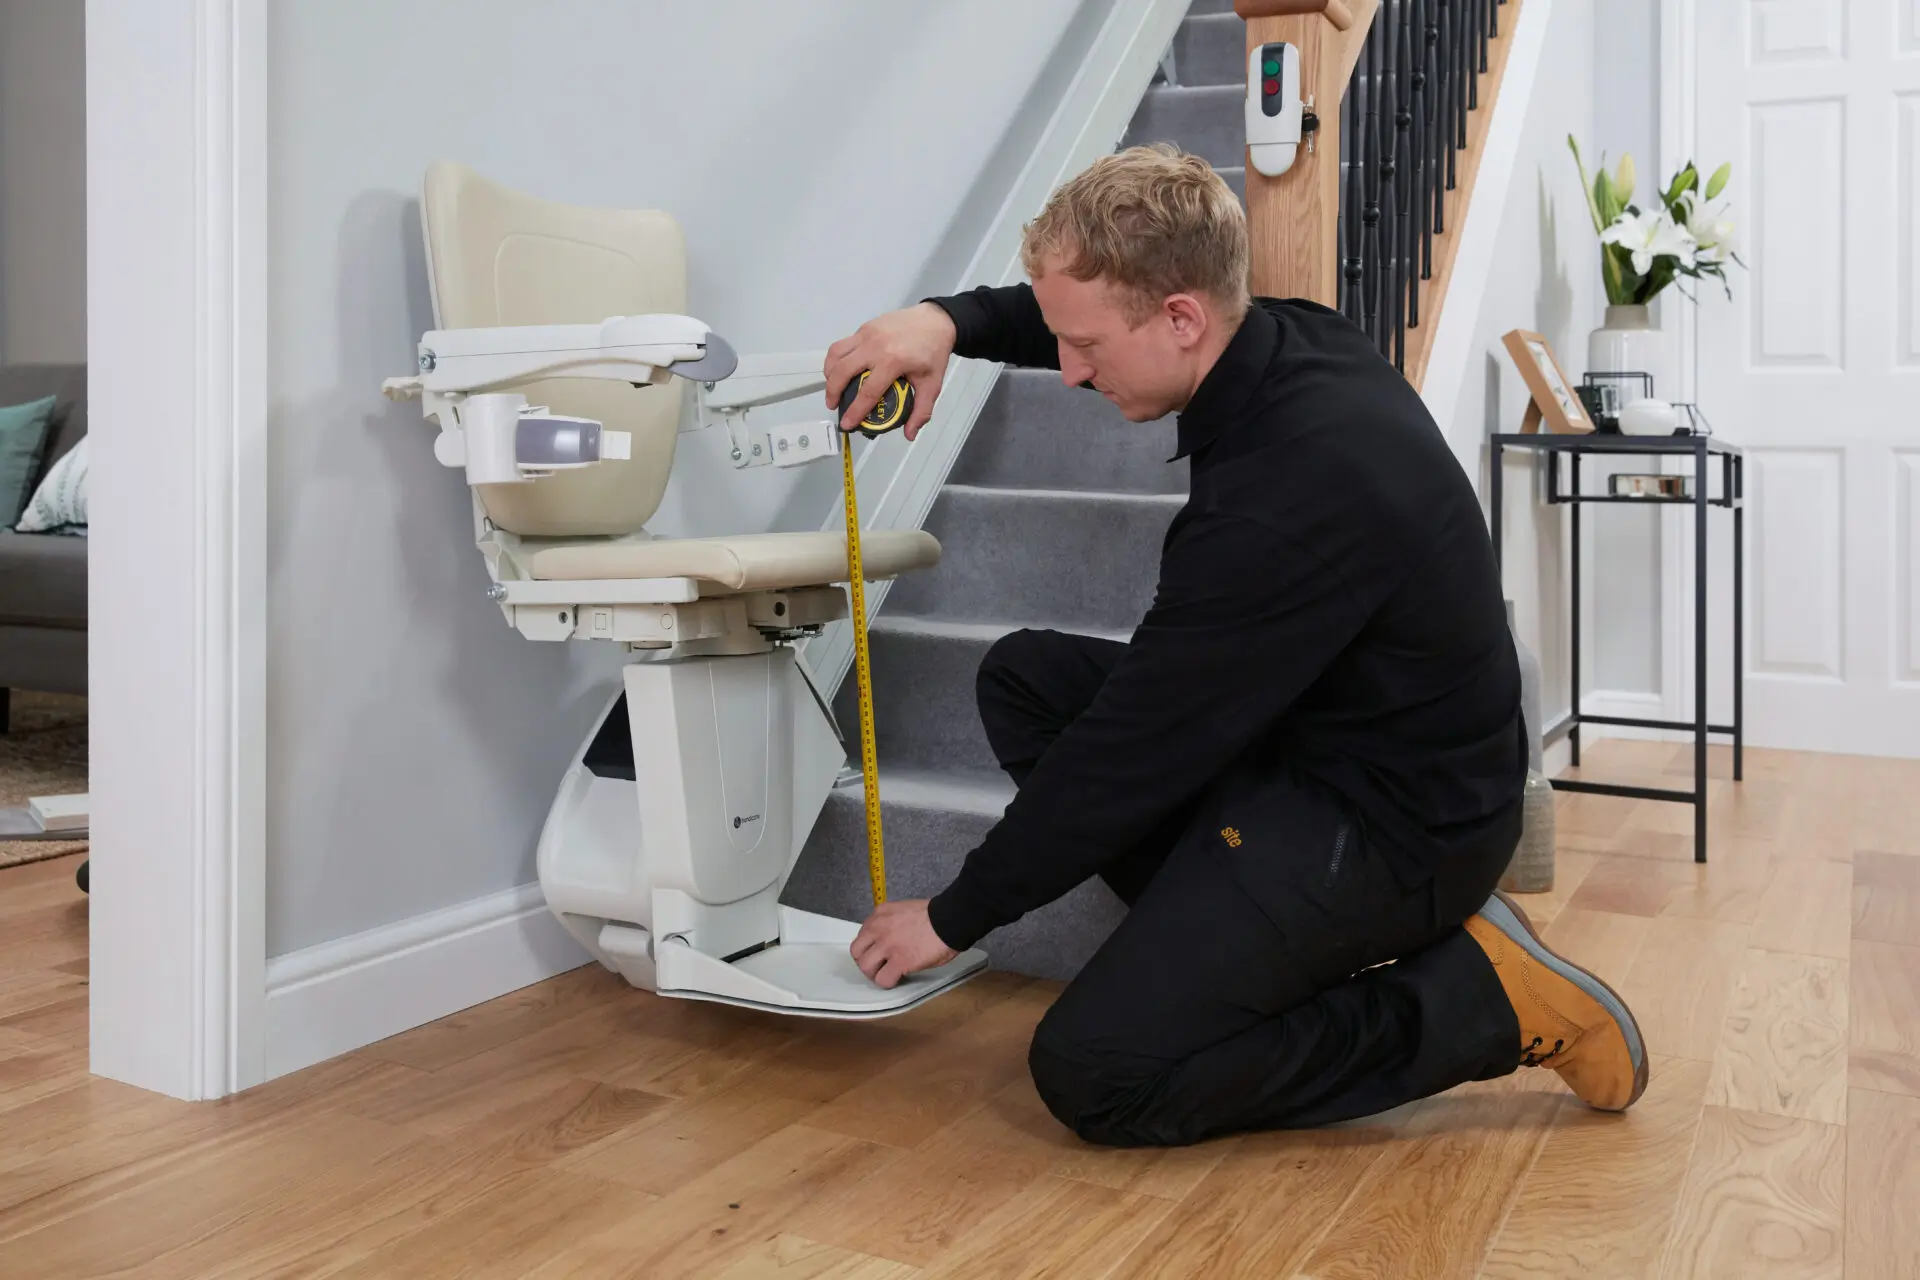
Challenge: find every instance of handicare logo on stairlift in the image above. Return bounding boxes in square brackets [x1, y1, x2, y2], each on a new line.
[732, 814, 762, 829]
[1221, 827, 1244, 848]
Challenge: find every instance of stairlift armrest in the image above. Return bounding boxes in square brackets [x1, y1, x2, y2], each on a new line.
[691, 350, 844, 470]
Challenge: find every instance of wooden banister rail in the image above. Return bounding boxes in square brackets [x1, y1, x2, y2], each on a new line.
[1235, 0, 1359, 30]
[1238, 0, 1524, 389]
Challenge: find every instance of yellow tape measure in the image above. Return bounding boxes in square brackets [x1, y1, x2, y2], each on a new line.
[838, 372, 915, 905]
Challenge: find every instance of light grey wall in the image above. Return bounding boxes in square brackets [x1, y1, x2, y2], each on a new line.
[267, 0, 1098, 956]
[0, 0, 88, 364]
[1586, 0, 1663, 696]
[1435, 0, 1599, 729]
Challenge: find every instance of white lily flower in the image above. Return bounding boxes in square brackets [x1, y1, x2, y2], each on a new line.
[1685, 199, 1738, 262]
[1600, 207, 1698, 275]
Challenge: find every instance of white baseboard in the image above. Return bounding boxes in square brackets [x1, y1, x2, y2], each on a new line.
[262, 884, 589, 1081]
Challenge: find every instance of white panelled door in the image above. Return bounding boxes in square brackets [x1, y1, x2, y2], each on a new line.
[1694, 0, 1920, 757]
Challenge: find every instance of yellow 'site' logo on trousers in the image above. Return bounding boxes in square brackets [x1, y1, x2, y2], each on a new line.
[1221, 827, 1243, 848]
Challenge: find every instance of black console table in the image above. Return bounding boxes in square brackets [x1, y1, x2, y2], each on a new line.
[1489, 432, 1744, 862]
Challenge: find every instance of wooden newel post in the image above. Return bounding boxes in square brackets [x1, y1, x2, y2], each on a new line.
[1234, 0, 1378, 305]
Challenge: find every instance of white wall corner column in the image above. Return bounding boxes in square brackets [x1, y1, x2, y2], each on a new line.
[86, 0, 269, 1100]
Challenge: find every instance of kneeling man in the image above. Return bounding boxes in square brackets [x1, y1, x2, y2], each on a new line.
[828, 144, 1645, 1147]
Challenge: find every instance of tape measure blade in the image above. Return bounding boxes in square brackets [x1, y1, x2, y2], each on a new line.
[842, 444, 887, 905]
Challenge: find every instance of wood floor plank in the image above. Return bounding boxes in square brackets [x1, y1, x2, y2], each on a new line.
[1850, 939, 1920, 1098]
[559, 1072, 838, 1198]
[913, 1175, 1176, 1280]
[783, 1099, 1059, 1267]
[146, 1077, 674, 1279]
[1852, 849, 1920, 946]
[1290, 1087, 1562, 1280]
[712, 1234, 918, 1280]
[344, 1000, 673, 1138]
[329, 1166, 656, 1280]
[802, 984, 1049, 1150]
[1482, 1057, 1710, 1279]
[0, 1109, 413, 1277]
[1540, 906, 1652, 980]
[1564, 854, 1771, 924]
[1615, 916, 1750, 1062]
[1751, 857, 1854, 959]
[1845, 1088, 1920, 1280]
[1705, 949, 1848, 1125]
[1563, 855, 1680, 917]
[0, 967, 85, 1023]
[1657, 1106, 1844, 1279]
[1108, 1110, 1409, 1278]
[527, 1124, 902, 1280]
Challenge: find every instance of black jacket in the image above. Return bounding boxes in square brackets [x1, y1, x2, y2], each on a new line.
[923, 285, 1525, 952]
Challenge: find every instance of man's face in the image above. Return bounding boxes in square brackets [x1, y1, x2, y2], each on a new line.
[1029, 255, 1216, 422]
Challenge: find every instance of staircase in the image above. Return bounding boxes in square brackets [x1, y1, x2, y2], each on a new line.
[782, 0, 1246, 979]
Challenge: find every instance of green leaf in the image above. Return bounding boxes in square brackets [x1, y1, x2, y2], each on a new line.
[1569, 135, 1607, 235]
[1593, 169, 1615, 224]
[1662, 163, 1698, 209]
[1602, 243, 1636, 306]
[1705, 161, 1731, 200]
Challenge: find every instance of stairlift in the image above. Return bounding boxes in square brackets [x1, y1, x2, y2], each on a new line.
[382, 162, 986, 1018]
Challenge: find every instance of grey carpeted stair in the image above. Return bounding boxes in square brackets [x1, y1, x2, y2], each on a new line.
[784, 2, 1243, 981]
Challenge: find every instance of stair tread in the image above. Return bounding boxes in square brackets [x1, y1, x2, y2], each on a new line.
[869, 615, 1133, 645]
[1139, 83, 1242, 103]
[835, 766, 1016, 816]
[940, 482, 1186, 506]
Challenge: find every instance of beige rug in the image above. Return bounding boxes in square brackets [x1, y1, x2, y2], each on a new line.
[0, 691, 88, 869]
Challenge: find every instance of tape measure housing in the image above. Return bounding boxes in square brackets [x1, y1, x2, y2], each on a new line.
[839, 372, 914, 439]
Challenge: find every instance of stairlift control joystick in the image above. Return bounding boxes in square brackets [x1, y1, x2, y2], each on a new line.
[1246, 41, 1306, 177]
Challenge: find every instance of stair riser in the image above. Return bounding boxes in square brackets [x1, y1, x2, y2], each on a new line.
[1172, 13, 1247, 88]
[1123, 85, 1243, 168]
[785, 789, 1125, 982]
[834, 628, 1001, 775]
[887, 488, 1177, 634]
[948, 372, 1186, 496]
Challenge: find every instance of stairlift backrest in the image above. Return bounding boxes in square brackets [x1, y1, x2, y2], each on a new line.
[421, 161, 686, 539]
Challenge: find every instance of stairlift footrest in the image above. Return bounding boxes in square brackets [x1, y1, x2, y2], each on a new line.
[654, 908, 987, 1020]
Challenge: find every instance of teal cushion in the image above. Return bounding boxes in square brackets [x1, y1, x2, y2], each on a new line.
[0, 395, 58, 527]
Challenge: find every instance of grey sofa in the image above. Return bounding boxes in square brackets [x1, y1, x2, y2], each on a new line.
[0, 363, 88, 731]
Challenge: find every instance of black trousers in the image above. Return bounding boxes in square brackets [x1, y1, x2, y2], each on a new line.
[978, 628, 1524, 1147]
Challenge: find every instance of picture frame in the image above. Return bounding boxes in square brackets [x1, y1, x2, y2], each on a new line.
[1500, 328, 1596, 434]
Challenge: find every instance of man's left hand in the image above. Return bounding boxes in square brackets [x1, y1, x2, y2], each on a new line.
[850, 899, 956, 989]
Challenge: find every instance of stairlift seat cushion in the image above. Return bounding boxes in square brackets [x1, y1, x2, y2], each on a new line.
[527, 529, 940, 592]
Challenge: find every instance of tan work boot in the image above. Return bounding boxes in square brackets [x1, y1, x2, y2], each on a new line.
[1465, 891, 1648, 1111]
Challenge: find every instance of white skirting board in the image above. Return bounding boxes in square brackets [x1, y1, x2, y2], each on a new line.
[262, 884, 589, 1081]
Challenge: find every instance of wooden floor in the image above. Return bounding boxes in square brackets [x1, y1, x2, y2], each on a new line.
[0, 740, 1916, 1278]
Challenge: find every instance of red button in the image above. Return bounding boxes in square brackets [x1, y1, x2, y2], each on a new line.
[1263, 78, 1279, 95]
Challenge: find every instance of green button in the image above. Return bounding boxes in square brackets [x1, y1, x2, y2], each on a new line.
[1263, 59, 1279, 75]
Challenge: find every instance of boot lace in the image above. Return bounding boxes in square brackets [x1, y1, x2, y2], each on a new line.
[1520, 1035, 1566, 1067]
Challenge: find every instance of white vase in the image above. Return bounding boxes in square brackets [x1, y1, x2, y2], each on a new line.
[1586, 303, 1669, 404]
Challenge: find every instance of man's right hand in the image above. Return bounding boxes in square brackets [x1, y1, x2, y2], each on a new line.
[824, 302, 957, 442]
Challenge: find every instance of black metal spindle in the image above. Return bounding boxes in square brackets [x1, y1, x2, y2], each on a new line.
[1361, 13, 1383, 344]
[1333, 1, 1509, 373]
[1392, 0, 1414, 368]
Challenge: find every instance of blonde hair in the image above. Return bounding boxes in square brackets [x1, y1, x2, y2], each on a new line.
[1020, 143, 1251, 325]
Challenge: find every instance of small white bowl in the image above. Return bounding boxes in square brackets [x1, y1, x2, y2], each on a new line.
[1618, 398, 1681, 436]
